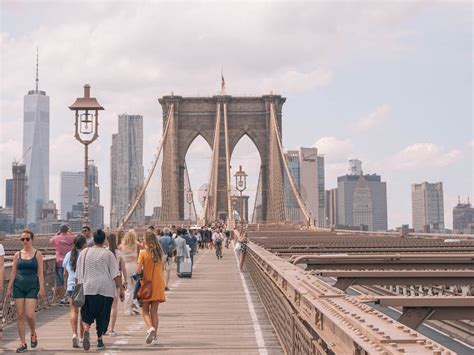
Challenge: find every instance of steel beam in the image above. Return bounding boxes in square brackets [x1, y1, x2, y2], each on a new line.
[360, 296, 474, 329]
[314, 270, 474, 290]
[245, 241, 452, 354]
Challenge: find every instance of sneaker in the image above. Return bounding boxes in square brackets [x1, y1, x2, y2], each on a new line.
[152, 338, 159, 345]
[132, 308, 141, 315]
[165, 287, 170, 291]
[59, 298, 68, 306]
[108, 330, 117, 337]
[97, 339, 105, 349]
[124, 310, 133, 316]
[83, 330, 90, 350]
[145, 327, 155, 344]
[16, 344, 27, 353]
[30, 333, 38, 348]
[72, 335, 80, 348]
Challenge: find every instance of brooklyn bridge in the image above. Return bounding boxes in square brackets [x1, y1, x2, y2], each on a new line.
[1, 93, 473, 354]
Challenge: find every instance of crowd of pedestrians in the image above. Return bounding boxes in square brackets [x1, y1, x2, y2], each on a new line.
[2, 220, 248, 352]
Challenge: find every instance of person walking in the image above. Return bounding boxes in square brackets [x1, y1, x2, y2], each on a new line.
[49, 224, 74, 304]
[203, 227, 212, 249]
[81, 226, 94, 247]
[6, 229, 45, 353]
[120, 229, 140, 315]
[75, 229, 124, 351]
[175, 229, 189, 274]
[137, 231, 166, 345]
[187, 230, 198, 265]
[63, 235, 87, 348]
[107, 233, 127, 337]
[158, 228, 176, 291]
[212, 229, 223, 259]
[237, 232, 249, 272]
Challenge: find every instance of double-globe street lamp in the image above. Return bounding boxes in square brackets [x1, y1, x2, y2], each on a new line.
[234, 165, 248, 224]
[69, 84, 104, 227]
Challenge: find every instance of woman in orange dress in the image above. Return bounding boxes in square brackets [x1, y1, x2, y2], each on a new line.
[137, 231, 166, 345]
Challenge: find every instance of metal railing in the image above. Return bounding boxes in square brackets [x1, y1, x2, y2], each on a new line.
[1, 256, 58, 326]
[244, 241, 453, 354]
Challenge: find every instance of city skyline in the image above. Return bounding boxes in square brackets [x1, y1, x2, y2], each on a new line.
[0, 2, 472, 229]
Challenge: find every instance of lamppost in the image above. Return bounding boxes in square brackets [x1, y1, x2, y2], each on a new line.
[186, 189, 193, 226]
[234, 165, 248, 224]
[69, 84, 104, 227]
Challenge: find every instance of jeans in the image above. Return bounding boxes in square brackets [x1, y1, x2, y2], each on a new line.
[124, 277, 138, 314]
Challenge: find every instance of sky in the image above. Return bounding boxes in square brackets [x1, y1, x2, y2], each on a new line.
[0, 0, 472, 229]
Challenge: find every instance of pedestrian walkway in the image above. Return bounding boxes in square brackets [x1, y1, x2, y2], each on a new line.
[1, 246, 283, 354]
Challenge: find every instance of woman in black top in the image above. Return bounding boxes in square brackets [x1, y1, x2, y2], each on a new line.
[6, 229, 45, 353]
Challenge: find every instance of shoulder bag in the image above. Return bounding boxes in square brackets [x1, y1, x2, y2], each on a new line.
[137, 259, 155, 300]
[72, 248, 89, 307]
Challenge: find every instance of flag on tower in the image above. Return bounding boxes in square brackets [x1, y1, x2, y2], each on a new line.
[221, 69, 225, 93]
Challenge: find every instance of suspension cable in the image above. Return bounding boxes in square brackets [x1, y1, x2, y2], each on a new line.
[270, 102, 313, 226]
[223, 102, 233, 225]
[202, 103, 221, 223]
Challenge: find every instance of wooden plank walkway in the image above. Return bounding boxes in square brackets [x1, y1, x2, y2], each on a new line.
[2, 246, 283, 354]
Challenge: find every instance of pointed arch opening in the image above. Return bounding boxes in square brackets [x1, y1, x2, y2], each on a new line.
[230, 134, 262, 223]
[185, 134, 213, 220]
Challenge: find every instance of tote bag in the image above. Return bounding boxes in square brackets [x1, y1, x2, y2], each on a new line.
[72, 248, 89, 307]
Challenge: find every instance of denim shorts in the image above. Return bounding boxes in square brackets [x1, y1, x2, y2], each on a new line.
[13, 274, 39, 299]
[55, 266, 65, 286]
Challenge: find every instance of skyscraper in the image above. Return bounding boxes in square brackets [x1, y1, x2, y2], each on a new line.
[88, 161, 100, 206]
[284, 150, 302, 223]
[12, 162, 27, 227]
[325, 188, 338, 226]
[87, 161, 104, 229]
[23, 50, 49, 227]
[453, 197, 473, 233]
[60, 171, 84, 219]
[337, 160, 388, 231]
[284, 147, 325, 226]
[411, 182, 444, 232]
[110, 114, 145, 227]
[5, 179, 13, 208]
[110, 134, 118, 227]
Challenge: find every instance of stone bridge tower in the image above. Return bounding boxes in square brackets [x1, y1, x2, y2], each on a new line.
[159, 94, 285, 223]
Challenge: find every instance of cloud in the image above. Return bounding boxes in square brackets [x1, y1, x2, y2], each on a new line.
[313, 136, 357, 188]
[261, 68, 334, 93]
[376, 143, 463, 171]
[469, 139, 474, 148]
[352, 104, 392, 131]
[314, 136, 354, 163]
[0, 1, 443, 223]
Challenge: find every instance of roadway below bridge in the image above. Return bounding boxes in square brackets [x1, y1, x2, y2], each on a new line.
[1, 246, 282, 354]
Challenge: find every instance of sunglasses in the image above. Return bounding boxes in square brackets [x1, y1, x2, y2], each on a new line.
[20, 237, 31, 242]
